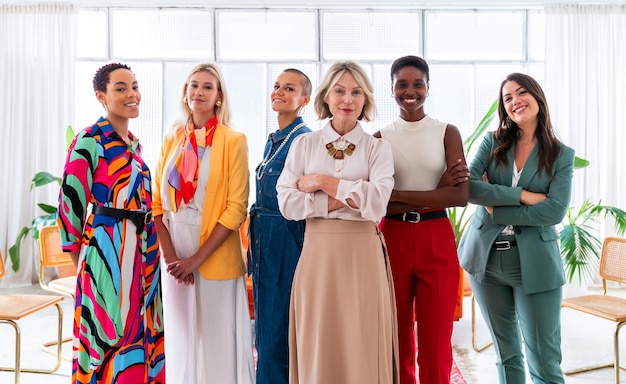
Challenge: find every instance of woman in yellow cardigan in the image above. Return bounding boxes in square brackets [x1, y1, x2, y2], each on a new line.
[152, 63, 254, 384]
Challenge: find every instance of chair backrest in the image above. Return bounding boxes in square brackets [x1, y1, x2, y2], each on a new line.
[38, 225, 73, 287]
[599, 237, 626, 284]
[39, 226, 72, 268]
[0, 249, 5, 280]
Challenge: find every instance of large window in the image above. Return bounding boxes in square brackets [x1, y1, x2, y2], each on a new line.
[74, 7, 544, 197]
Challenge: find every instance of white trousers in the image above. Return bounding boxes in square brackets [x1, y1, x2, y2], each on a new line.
[161, 209, 255, 384]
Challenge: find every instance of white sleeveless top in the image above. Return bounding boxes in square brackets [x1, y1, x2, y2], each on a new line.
[380, 115, 447, 191]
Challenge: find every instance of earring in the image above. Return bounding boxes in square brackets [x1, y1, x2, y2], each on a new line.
[183, 96, 188, 103]
[215, 100, 222, 108]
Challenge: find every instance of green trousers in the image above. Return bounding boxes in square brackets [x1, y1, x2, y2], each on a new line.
[470, 240, 565, 384]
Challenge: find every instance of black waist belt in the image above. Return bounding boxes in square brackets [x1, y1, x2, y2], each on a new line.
[93, 205, 152, 234]
[492, 240, 517, 251]
[385, 210, 447, 224]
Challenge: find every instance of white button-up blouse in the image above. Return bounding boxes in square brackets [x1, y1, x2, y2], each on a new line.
[277, 120, 394, 223]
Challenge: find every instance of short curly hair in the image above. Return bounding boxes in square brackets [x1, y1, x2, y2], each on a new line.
[93, 63, 132, 93]
[390, 55, 429, 83]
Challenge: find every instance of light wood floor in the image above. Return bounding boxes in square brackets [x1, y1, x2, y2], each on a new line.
[1, 284, 624, 383]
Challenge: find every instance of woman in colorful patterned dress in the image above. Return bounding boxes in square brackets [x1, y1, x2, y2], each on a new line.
[57, 62, 165, 383]
[152, 63, 254, 384]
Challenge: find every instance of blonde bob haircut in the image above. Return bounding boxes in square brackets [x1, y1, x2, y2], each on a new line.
[314, 61, 376, 122]
[177, 63, 232, 128]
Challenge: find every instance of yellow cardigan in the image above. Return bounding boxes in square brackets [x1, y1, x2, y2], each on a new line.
[153, 123, 250, 280]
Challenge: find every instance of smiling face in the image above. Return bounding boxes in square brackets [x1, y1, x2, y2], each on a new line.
[392, 65, 428, 121]
[271, 71, 310, 114]
[501, 80, 540, 129]
[185, 70, 222, 119]
[96, 68, 140, 120]
[324, 71, 365, 127]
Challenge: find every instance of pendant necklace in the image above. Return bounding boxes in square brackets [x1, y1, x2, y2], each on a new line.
[255, 122, 306, 180]
[325, 137, 356, 160]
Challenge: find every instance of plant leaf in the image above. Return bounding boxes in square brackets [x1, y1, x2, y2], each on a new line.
[593, 203, 626, 236]
[32, 214, 58, 240]
[574, 156, 589, 169]
[65, 125, 75, 151]
[464, 99, 498, 154]
[37, 203, 58, 214]
[560, 222, 601, 284]
[8, 226, 31, 272]
[30, 171, 62, 190]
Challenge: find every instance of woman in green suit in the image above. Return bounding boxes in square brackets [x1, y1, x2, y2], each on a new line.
[458, 73, 574, 384]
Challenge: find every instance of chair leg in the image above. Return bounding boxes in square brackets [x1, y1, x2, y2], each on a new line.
[41, 336, 72, 362]
[471, 294, 493, 352]
[615, 322, 626, 384]
[0, 320, 21, 384]
[0, 303, 64, 383]
[38, 292, 73, 361]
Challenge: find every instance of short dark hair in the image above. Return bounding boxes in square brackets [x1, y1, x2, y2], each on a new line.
[390, 55, 430, 83]
[93, 63, 132, 93]
[283, 68, 313, 96]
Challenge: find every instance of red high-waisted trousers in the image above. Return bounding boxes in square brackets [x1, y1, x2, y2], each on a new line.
[379, 212, 459, 384]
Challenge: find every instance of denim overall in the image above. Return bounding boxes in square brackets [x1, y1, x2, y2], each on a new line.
[249, 117, 310, 384]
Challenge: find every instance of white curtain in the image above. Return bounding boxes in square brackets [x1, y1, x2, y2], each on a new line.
[545, 5, 626, 217]
[0, 4, 77, 287]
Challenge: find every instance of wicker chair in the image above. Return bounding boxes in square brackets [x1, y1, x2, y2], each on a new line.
[0, 249, 64, 384]
[561, 236, 626, 383]
[38, 225, 75, 298]
[37, 225, 75, 361]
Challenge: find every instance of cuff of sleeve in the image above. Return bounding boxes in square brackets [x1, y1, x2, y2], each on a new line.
[152, 205, 163, 216]
[313, 191, 328, 216]
[335, 179, 351, 205]
[63, 243, 81, 253]
[514, 186, 523, 205]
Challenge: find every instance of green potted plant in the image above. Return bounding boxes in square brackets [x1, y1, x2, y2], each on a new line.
[560, 199, 626, 286]
[8, 125, 75, 272]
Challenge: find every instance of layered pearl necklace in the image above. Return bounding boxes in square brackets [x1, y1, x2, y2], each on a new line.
[255, 122, 306, 180]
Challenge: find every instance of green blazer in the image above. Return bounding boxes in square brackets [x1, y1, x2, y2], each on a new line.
[458, 131, 574, 294]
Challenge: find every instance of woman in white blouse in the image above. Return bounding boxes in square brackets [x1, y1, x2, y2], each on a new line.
[276, 61, 399, 384]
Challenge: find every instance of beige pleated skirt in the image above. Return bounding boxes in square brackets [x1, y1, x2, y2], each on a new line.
[289, 218, 399, 384]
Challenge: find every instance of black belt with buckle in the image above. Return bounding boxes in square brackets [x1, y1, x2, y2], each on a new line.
[385, 209, 447, 224]
[93, 205, 152, 234]
[492, 240, 517, 251]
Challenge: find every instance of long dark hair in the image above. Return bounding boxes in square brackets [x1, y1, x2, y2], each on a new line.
[492, 73, 561, 177]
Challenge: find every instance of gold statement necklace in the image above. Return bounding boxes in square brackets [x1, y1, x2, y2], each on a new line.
[325, 137, 356, 160]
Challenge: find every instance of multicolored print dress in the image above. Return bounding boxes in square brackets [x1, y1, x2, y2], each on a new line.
[57, 117, 165, 384]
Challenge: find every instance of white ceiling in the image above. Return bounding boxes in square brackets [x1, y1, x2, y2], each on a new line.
[4, 0, 626, 8]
